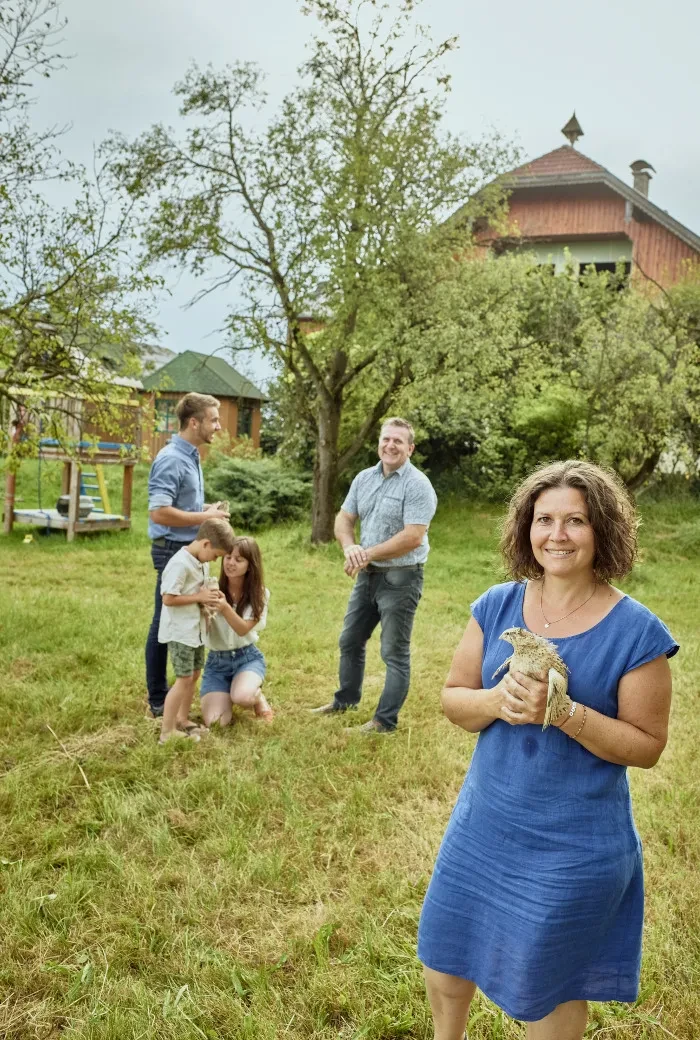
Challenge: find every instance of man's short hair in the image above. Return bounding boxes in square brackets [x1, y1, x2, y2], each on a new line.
[381, 416, 415, 446]
[175, 393, 220, 430]
[196, 518, 235, 552]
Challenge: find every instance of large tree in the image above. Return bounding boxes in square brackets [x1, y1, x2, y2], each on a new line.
[0, 0, 157, 461]
[108, 0, 513, 541]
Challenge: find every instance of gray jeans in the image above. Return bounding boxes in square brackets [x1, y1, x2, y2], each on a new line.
[333, 565, 424, 730]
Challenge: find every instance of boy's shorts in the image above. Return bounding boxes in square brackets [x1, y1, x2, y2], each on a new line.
[200, 645, 266, 696]
[168, 641, 205, 677]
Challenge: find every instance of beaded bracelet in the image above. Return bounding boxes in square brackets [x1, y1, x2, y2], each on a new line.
[573, 705, 588, 739]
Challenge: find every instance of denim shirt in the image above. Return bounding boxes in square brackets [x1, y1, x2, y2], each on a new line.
[147, 435, 204, 543]
[341, 459, 437, 566]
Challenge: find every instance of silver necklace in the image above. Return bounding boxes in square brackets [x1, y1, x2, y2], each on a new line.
[540, 581, 597, 629]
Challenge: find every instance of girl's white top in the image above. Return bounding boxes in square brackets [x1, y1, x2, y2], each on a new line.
[204, 588, 270, 651]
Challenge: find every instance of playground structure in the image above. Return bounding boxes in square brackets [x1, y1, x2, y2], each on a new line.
[3, 439, 137, 541]
[2, 382, 144, 541]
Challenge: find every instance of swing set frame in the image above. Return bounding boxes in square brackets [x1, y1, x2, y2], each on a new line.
[2, 395, 139, 542]
[4, 441, 136, 542]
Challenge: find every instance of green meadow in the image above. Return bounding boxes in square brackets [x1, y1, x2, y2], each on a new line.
[1, 464, 698, 1039]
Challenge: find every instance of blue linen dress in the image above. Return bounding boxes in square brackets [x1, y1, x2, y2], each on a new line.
[417, 581, 679, 1022]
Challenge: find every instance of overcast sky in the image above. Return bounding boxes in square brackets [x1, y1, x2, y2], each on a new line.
[32, 0, 700, 384]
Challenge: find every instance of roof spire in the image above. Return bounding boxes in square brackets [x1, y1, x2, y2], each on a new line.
[561, 112, 584, 147]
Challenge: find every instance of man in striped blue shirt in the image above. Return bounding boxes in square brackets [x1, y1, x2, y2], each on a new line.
[312, 417, 437, 733]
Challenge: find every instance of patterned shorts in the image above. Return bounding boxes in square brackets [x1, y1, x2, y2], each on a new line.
[168, 641, 205, 677]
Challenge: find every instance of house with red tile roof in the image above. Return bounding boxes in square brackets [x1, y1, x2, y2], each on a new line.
[474, 119, 700, 287]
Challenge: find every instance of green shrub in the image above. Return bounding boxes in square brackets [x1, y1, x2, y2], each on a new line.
[205, 457, 312, 529]
[205, 432, 263, 464]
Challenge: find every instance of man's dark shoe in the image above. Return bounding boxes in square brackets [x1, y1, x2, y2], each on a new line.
[310, 701, 356, 715]
[149, 704, 164, 718]
[345, 718, 393, 734]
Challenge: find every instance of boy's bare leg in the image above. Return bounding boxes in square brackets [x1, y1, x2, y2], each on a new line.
[161, 676, 194, 740]
[176, 670, 201, 728]
[526, 1002, 587, 1040]
[423, 966, 475, 1040]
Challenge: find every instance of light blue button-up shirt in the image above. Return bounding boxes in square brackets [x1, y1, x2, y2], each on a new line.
[147, 435, 204, 543]
[342, 459, 437, 566]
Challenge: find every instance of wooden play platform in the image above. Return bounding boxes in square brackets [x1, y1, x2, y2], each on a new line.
[12, 507, 132, 537]
[4, 440, 136, 542]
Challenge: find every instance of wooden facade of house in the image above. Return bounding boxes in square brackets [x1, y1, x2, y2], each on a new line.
[140, 350, 266, 460]
[475, 143, 700, 287]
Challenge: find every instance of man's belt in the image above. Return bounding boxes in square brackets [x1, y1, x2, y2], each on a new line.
[151, 536, 187, 548]
[365, 563, 424, 573]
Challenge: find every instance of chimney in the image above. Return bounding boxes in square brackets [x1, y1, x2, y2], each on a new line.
[630, 159, 656, 197]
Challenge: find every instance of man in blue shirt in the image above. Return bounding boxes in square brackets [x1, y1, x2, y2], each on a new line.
[145, 392, 230, 716]
[312, 417, 437, 733]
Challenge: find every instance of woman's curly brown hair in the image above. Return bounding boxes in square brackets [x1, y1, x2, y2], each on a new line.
[500, 460, 639, 583]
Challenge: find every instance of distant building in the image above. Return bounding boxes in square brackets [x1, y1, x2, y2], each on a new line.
[140, 343, 177, 374]
[141, 350, 267, 458]
[475, 116, 700, 287]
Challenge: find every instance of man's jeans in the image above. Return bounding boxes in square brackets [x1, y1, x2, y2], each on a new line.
[334, 565, 424, 730]
[145, 539, 181, 712]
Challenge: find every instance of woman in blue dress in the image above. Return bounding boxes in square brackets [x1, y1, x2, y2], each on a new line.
[417, 460, 678, 1040]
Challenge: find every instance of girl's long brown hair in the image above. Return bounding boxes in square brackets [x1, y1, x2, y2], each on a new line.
[219, 536, 266, 620]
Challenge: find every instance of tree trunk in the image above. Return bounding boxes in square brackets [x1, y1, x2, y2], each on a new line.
[311, 400, 341, 544]
[624, 452, 661, 492]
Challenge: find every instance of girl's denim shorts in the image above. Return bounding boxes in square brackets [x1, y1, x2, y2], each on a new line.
[200, 644, 266, 697]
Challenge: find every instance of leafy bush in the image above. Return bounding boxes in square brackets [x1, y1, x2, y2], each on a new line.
[205, 457, 312, 529]
[205, 432, 262, 465]
[402, 259, 700, 499]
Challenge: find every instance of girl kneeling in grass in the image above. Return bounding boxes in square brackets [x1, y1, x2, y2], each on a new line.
[200, 536, 273, 726]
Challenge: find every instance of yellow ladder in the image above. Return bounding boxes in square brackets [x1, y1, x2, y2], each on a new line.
[80, 464, 112, 514]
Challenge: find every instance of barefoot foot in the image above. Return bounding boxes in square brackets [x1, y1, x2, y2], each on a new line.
[254, 693, 274, 723]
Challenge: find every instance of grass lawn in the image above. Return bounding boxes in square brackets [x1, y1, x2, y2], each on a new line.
[1, 463, 699, 1039]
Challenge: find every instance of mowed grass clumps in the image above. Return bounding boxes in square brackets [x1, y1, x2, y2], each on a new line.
[1, 469, 699, 1039]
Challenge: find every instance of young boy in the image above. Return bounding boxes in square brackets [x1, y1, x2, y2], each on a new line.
[158, 517, 235, 743]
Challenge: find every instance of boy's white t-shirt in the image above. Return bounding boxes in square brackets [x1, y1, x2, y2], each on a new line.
[205, 588, 270, 651]
[158, 547, 210, 647]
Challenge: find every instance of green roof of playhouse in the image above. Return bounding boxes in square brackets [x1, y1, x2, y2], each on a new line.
[142, 350, 266, 400]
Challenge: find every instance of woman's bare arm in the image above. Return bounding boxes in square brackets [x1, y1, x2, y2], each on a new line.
[556, 654, 671, 768]
[218, 602, 260, 637]
[440, 617, 505, 733]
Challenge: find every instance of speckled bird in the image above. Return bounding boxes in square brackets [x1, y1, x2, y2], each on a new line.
[492, 627, 570, 730]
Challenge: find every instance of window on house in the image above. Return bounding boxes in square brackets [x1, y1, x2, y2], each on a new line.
[578, 261, 631, 286]
[237, 401, 253, 438]
[155, 398, 179, 433]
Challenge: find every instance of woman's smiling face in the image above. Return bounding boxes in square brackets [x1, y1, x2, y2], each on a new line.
[530, 486, 596, 579]
[223, 549, 250, 581]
